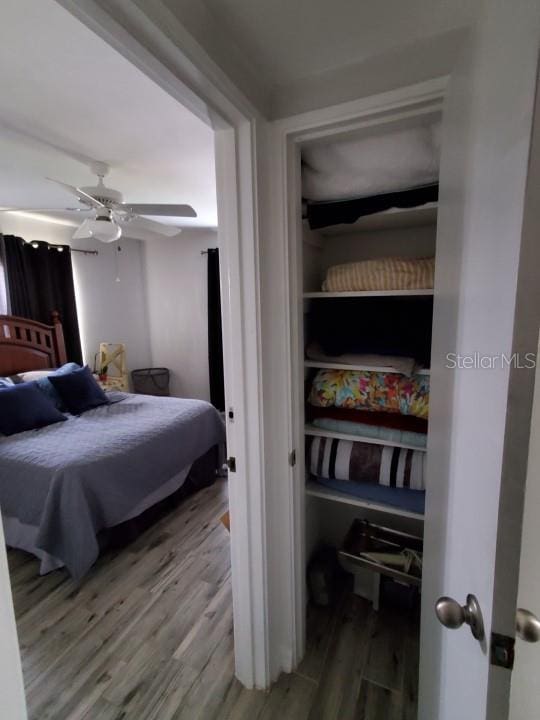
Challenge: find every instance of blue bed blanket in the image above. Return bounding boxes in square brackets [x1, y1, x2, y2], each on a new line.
[0, 393, 225, 578]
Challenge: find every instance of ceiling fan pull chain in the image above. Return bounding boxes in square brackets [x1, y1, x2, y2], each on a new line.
[115, 244, 122, 283]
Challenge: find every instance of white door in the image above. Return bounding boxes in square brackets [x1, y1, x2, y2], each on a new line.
[419, 1, 540, 719]
[508, 55, 540, 719]
[0, 518, 26, 719]
[509, 334, 540, 720]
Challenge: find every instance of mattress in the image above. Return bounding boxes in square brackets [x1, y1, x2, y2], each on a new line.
[0, 392, 225, 578]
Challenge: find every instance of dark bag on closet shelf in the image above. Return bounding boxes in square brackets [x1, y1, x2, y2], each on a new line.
[131, 368, 170, 396]
[305, 183, 439, 230]
[306, 296, 433, 366]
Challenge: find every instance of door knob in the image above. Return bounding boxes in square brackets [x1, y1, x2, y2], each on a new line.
[435, 594, 485, 641]
[516, 608, 540, 643]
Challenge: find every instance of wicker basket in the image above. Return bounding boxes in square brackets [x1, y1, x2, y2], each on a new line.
[131, 368, 170, 396]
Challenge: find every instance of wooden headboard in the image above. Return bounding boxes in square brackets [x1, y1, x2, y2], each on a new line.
[0, 312, 67, 376]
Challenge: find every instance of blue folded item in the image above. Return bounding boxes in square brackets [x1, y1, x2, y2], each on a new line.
[311, 417, 427, 448]
[34, 362, 81, 409]
[48, 365, 109, 415]
[311, 476, 425, 514]
[0, 383, 67, 436]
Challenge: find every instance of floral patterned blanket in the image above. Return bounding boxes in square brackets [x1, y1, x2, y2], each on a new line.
[308, 369, 429, 419]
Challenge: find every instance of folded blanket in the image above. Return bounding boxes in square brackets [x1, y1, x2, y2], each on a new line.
[306, 342, 416, 376]
[307, 405, 428, 433]
[311, 477, 425, 514]
[302, 121, 441, 202]
[310, 417, 427, 449]
[309, 436, 426, 490]
[308, 369, 429, 419]
[322, 257, 435, 293]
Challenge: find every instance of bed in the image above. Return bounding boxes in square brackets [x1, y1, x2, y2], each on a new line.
[0, 313, 226, 579]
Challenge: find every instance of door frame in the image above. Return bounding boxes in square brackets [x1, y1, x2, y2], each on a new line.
[0, 0, 270, 692]
[268, 76, 448, 667]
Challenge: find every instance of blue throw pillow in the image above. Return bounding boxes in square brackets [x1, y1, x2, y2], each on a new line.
[34, 362, 81, 409]
[0, 383, 67, 436]
[48, 365, 108, 415]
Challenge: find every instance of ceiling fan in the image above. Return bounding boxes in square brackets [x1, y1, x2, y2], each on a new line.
[3, 161, 197, 243]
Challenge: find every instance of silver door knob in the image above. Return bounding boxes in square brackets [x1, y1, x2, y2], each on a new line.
[516, 608, 540, 643]
[435, 594, 485, 641]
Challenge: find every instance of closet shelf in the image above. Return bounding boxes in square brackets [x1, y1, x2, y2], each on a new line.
[305, 424, 427, 452]
[304, 360, 430, 376]
[305, 481, 425, 520]
[303, 289, 434, 298]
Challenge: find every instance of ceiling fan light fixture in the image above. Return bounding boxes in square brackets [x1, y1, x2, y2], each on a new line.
[86, 216, 122, 243]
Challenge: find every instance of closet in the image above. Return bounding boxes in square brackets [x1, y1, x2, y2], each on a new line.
[296, 111, 440, 667]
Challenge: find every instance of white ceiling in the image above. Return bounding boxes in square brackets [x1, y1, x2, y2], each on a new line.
[0, 0, 217, 230]
[157, 0, 480, 117]
[197, 0, 478, 88]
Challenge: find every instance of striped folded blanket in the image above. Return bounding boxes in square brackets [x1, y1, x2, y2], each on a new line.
[322, 256, 435, 292]
[309, 436, 426, 491]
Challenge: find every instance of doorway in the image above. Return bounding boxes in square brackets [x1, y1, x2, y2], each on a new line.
[0, 2, 269, 717]
[272, 79, 447, 716]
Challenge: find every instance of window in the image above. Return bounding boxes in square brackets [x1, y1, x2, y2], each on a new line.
[0, 244, 8, 314]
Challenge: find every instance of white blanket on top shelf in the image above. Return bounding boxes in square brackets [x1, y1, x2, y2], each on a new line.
[302, 120, 441, 202]
[306, 343, 417, 377]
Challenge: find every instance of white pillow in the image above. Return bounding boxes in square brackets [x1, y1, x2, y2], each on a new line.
[18, 369, 55, 382]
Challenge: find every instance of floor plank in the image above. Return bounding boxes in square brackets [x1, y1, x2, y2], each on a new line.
[363, 606, 408, 692]
[8, 478, 420, 719]
[355, 680, 402, 720]
[307, 594, 375, 720]
[296, 598, 341, 683]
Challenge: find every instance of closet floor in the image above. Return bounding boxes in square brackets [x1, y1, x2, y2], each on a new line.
[8, 478, 419, 720]
[298, 586, 420, 720]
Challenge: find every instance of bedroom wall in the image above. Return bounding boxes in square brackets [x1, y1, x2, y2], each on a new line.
[0, 215, 216, 399]
[142, 228, 218, 400]
[0, 215, 152, 375]
[69, 236, 152, 374]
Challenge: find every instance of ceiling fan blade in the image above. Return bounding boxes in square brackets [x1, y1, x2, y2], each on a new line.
[118, 215, 182, 238]
[72, 219, 94, 240]
[46, 177, 105, 209]
[117, 203, 196, 218]
[0, 207, 92, 213]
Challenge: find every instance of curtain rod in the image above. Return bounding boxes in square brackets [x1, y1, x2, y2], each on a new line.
[23, 240, 98, 256]
[71, 248, 98, 256]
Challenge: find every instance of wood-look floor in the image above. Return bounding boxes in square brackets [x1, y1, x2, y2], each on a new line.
[8, 479, 419, 719]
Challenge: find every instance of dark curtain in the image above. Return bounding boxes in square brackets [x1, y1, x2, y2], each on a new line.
[3, 235, 83, 364]
[207, 248, 225, 411]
